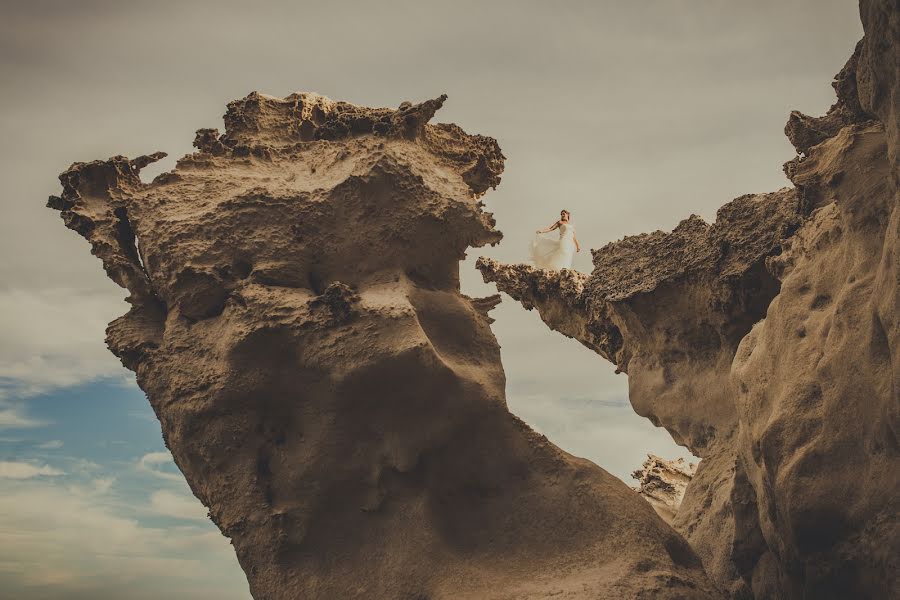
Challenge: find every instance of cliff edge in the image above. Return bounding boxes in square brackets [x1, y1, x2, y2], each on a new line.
[49, 94, 719, 598]
[478, 1, 898, 598]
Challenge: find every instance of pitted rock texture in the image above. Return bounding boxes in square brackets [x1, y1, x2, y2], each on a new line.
[480, 185, 802, 457]
[478, 188, 799, 600]
[632, 455, 696, 524]
[479, 2, 898, 598]
[49, 94, 719, 599]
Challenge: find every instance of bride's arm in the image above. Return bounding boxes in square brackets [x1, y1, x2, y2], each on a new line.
[536, 221, 561, 234]
[574, 232, 581, 252]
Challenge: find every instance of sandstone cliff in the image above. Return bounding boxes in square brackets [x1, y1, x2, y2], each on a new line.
[479, 1, 898, 598]
[632, 455, 696, 524]
[49, 94, 720, 598]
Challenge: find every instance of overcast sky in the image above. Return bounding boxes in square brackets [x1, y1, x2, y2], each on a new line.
[0, 1, 863, 597]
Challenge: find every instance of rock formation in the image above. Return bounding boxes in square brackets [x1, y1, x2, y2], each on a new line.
[632, 455, 696, 524]
[49, 94, 720, 598]
[478, 1, 898, 599]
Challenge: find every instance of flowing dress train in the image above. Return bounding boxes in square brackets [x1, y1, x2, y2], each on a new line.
[530, 223, 576, 270]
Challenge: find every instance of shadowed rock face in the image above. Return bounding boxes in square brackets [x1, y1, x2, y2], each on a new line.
[49, 94, 720, 598]
[478, 1, 898, 599]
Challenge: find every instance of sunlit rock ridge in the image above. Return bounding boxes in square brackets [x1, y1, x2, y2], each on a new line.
[48, 93, 721, 598]
[478, 1, 898, 598]
[632, 454, 696, 524]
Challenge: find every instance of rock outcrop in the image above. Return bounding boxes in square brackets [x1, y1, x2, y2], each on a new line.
[49, 94, 720, 598]
[477, 187, 802, 599]
[478, 1, 898, 599]
[632, 455, 696, 524]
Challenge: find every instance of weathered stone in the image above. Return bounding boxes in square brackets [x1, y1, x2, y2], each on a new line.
[50, 94, 718, 599]
[479, 2, 899, 597]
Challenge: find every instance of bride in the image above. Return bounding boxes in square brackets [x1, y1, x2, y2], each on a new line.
[530, 209, 580, 270]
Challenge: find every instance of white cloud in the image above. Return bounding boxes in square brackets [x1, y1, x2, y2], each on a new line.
[138, 451, 170, 464]
[67, 458, 102, 474]
[0, 405, 45, 429]
[91, 477, 115, 494]
[505, 389, 697, 483]
[0, 461, 64, 479]
[137, 451, 184, 482]
[0, 288, 128, 402]
[149, 490, 208, 521]
[0, 478, 248, 599]
[66, 477, 115, 497]
[38, 440, 64, 449]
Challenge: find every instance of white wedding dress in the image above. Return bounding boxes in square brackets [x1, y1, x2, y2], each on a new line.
[530, 223, 576, 270]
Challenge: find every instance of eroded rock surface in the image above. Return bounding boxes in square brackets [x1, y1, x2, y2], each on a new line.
[50, 94, 719, 598]
[478, 1, 898, 598]
[632, 455, 696, 524]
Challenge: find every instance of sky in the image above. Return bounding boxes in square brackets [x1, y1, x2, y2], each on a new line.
[0, 0, 864, 598]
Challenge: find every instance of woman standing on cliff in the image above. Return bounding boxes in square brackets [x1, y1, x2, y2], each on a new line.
[530, 209, 580, 270]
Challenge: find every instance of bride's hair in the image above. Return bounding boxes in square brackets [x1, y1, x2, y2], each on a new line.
[560, 209, 570, 217]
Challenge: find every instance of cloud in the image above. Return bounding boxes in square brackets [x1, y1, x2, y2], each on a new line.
[37, 439, 64, 449]
[91, 477, 115, 494]
[0, 404, 45, 429]
[137, 451, 184, 482]
[149, 490, 208, 521]
[64, 476, 116, 498]
[0, 461, 64, 479]
[0, 477, 248, 600]
[0, 288, 128, 402]
[506, 390, 697, 482]
[66, 458, 102, 474]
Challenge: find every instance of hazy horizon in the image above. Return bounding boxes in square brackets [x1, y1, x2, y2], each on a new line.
[0, 1, 863, 597]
